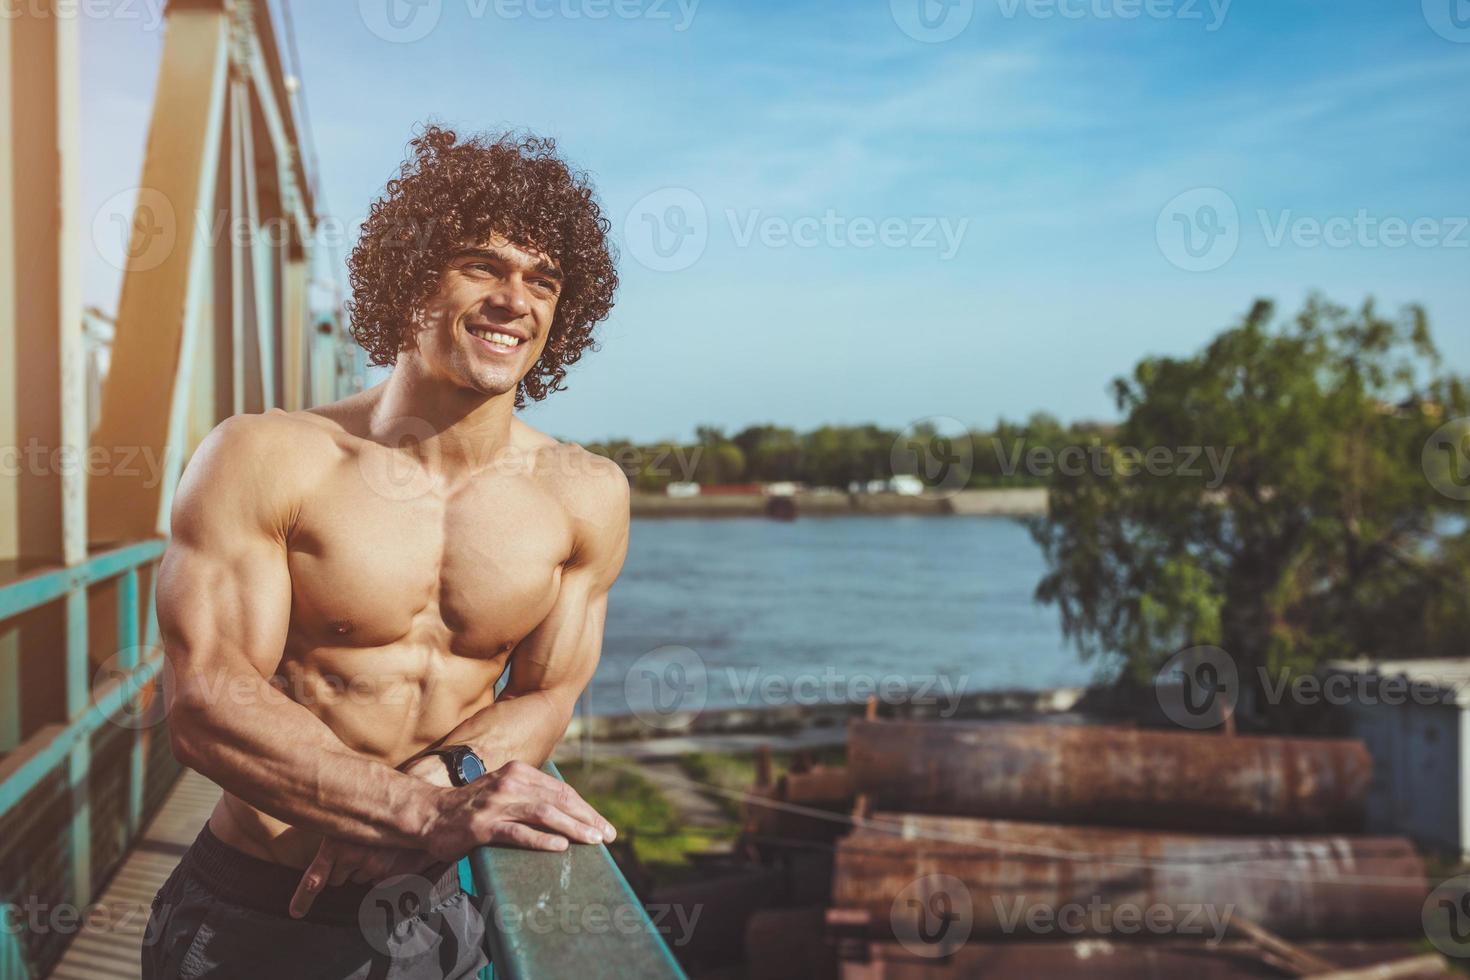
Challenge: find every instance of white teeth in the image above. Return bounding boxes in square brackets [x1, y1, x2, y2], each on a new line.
[468, 327, 521, 347]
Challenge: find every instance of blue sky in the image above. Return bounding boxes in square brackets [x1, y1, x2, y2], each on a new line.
[82, 0, 1470, 442]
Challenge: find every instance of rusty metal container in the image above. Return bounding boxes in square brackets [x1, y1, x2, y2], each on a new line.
[848, 719, 1372, 832]
[835, 940, 1447, 980]
[832, 813, 1427, 940]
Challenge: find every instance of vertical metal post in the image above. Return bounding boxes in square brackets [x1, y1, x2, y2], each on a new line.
[118, 568, 144, 834]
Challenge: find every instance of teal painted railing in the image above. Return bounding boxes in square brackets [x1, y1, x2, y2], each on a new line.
[466, 762, 688, 980]
[0, 538, 168, 980]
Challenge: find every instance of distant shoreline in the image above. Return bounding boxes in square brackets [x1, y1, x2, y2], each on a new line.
[629, 487, 1047, 518]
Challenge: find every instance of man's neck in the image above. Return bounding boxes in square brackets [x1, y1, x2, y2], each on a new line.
[372, 360, 517, 478]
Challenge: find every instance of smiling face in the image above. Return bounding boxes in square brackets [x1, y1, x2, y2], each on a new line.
[410, 232, 564, 397]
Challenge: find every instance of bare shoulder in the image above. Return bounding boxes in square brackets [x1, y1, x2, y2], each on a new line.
[513, 420, 630, 544]
[191, 408, 343, 478]
[173, 409, 343, 537]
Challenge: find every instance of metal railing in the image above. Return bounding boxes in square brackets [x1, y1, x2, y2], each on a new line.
[0, 538, 168, 979]
[467, 762, 688, 979]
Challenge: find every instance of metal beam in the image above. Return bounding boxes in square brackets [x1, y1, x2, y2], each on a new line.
[87, 7, 230, 546]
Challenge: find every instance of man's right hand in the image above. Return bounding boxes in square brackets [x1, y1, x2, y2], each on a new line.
[421, 759, 616, 863]
[290, 758, 615, 917]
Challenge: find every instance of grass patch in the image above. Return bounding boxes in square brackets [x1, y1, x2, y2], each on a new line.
[559, 758, 727, 882]
[677, 746, 847, 820]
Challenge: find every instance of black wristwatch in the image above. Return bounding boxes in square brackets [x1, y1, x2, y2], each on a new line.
[429, 745, 487, 787]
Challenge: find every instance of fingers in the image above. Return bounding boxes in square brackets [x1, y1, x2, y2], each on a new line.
[289, 848, 335, 918]
[507, 800, 607, 846]
[488, 821, 570, 852]
[488, 762, 617, 842]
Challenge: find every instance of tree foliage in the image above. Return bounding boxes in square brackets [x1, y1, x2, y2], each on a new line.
[1030, 296, 1470, 717]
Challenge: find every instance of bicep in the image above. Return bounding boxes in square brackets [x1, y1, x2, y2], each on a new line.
[156, 419, 295, 702]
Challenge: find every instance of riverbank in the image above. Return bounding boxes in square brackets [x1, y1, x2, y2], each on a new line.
[629, 487, 1048, 518]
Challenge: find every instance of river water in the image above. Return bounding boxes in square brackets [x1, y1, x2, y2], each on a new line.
[586, 516, 1105, 718]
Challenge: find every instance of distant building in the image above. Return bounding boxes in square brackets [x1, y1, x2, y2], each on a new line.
[1323, 658, 1470, 858]
[665, 482, 700, 498]
[853, 476, 925, 495]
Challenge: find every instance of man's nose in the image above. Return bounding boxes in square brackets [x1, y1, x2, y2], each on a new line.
[482, 277, 531, 318]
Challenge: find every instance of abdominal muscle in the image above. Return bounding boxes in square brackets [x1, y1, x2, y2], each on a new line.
[206, 638, 507, 868]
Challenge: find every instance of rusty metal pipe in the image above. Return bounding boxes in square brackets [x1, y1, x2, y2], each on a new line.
[833, 813, 1427, 940]
[848, 719, 1372, 833]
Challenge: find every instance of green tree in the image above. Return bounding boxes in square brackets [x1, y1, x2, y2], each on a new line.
[1031, 296, 1470, 724]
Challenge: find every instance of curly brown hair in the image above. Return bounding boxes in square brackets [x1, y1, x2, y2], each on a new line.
[346, 124, 618, 408]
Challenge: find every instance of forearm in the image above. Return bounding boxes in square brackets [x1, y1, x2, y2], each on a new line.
[172, 672, 447, 848]
[430, 689, 576, 772]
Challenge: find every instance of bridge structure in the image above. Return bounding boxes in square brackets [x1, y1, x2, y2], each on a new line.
[0, 3, 682, 978]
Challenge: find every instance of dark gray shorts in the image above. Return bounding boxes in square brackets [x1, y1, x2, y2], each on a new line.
[140, 823, 488, 979]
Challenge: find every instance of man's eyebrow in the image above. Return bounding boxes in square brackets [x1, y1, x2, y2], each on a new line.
[451, 247, 564, 281]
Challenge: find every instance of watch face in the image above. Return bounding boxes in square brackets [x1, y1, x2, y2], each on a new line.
[458, 751, 487, 783]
